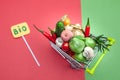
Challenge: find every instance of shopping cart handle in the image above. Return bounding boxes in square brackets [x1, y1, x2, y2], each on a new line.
[86, 38, 115, 75]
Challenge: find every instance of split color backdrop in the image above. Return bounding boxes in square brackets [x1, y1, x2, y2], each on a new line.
[0, 0, 85, 80]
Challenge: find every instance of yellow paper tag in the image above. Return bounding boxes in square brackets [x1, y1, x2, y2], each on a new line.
[11, 22, 30, 38]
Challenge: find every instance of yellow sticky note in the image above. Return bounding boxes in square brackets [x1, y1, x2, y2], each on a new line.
[11, 22, 30, 38]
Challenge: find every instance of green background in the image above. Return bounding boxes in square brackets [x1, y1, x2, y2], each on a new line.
[81, 0, 120, 80]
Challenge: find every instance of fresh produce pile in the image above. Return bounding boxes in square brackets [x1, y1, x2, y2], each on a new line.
[34, 15, 111, 63]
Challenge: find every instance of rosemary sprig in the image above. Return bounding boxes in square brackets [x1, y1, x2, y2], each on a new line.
[90, 34, 111, 52]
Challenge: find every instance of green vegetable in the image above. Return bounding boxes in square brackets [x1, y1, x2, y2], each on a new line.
[55, 21, 65, 37]
[74, 53, 86, 62]
[74, 35, 85, 40]
[85, 37, 96, 48]
[69, 37, 85, 54]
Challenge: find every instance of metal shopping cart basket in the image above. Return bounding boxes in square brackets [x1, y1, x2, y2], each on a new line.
[50, 37, 115, 75]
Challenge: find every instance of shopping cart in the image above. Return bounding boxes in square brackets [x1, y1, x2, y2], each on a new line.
[50, 37, 115, 75]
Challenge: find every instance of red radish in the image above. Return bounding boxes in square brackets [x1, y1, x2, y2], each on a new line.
[61, 42, 70, 51]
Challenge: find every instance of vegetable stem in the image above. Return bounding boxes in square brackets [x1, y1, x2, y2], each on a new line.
[86, 18, 90, 26]
[33, 24, 43, 33]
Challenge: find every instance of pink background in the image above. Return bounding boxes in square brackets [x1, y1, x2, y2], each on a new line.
[0, 0, 84, 80]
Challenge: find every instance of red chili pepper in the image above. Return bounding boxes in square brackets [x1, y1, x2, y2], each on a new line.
[33, 25, 55, 43]
[48, 27, 57, 41]
[85, 18, 90, 37]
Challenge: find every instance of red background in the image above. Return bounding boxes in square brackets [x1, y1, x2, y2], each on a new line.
[0, 0, 84, 80]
